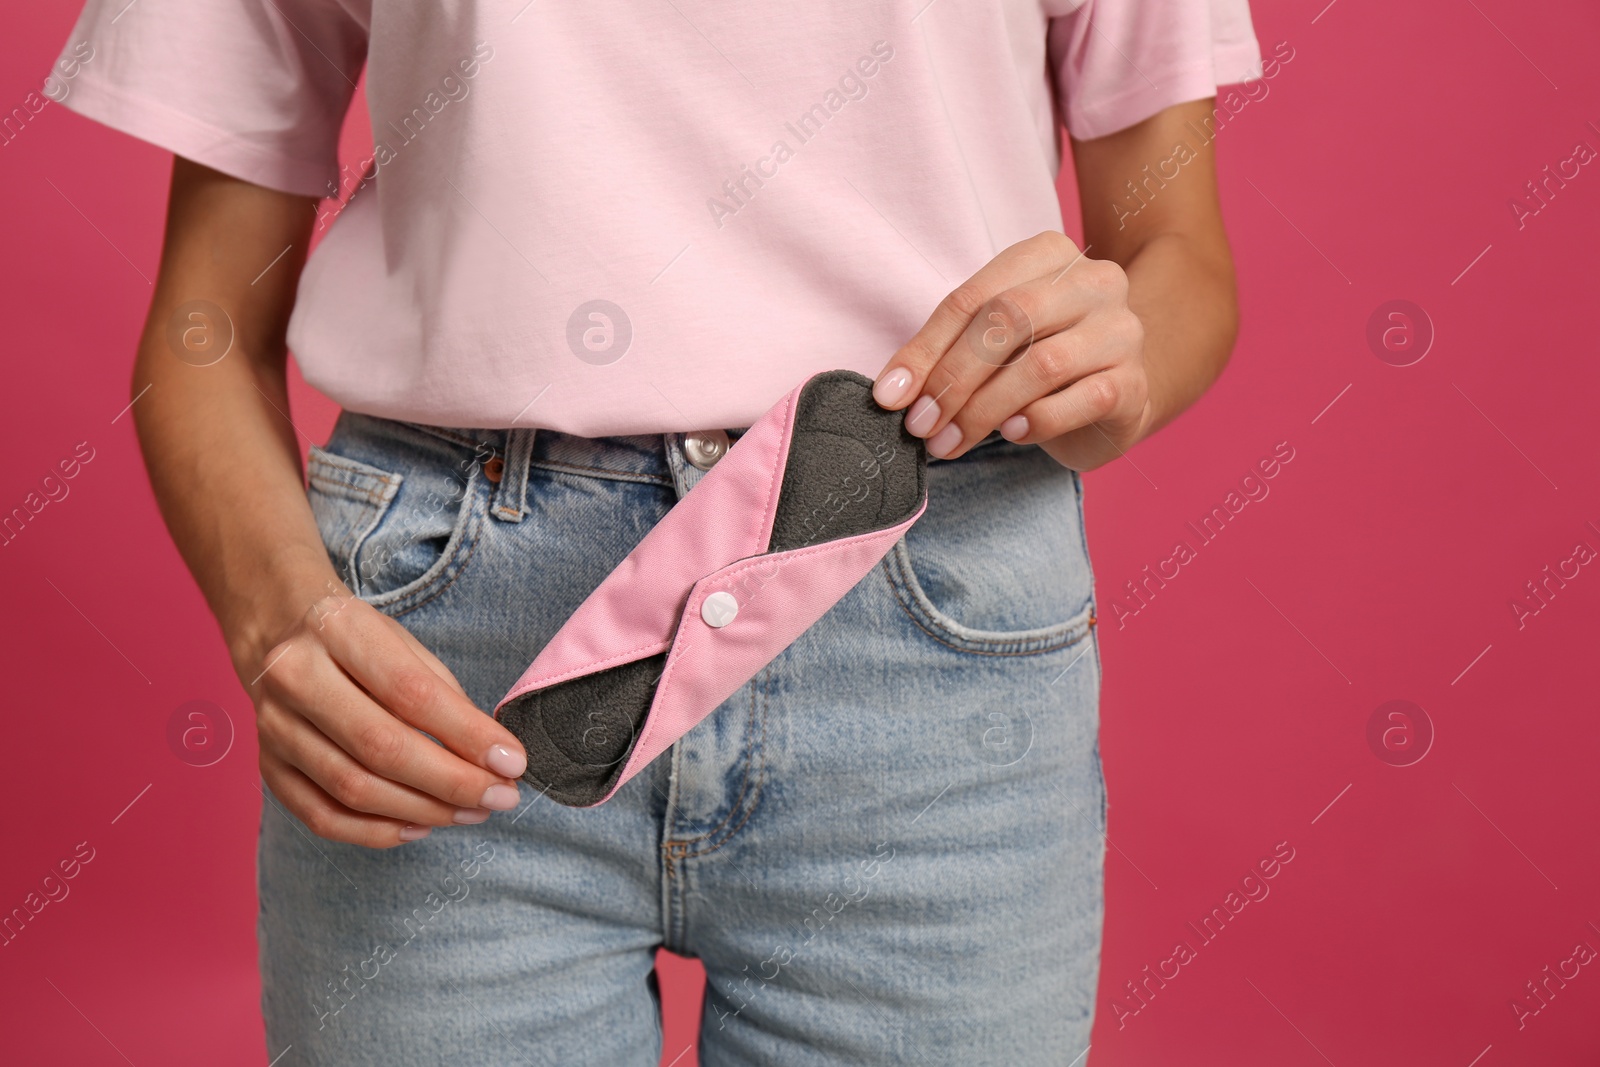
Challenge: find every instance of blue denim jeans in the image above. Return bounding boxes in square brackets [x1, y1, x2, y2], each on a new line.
[259, 413, 1106, 1065]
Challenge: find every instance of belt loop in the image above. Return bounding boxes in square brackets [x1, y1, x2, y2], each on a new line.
[491, 428, 535, 522]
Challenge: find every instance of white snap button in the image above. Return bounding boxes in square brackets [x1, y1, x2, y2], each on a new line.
[683, 430, 730, 471]
[701, 591, 739, 627]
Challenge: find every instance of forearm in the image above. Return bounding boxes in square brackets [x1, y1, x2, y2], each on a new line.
[133, 158, 335, 675]
[134, 346, 336, 672]
[1071, 97, 1243, 444]
[123, 159, 529, 847]
[1118, 228, 1239, 435]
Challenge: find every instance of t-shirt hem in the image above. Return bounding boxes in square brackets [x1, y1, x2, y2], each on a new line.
[1065, 36, 1263, 141]
[1214, 36, 1266, 87]
[55, 76, 336, 199]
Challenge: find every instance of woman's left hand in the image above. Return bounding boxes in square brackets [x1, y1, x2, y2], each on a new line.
[872, 230, 1151, 471]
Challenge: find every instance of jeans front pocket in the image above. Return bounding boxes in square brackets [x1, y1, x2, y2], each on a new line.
[305, 417, 488, 616]
[306, 445, 400, 593]
[881, 441, 1095, 656]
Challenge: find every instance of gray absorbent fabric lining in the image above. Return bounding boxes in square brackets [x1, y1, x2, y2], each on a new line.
[499, 370, 926, 806]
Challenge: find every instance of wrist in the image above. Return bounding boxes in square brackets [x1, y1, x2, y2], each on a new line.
[220, 546, 345, 679]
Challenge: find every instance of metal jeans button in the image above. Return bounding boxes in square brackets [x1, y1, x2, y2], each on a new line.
[683, 429, 730, 471]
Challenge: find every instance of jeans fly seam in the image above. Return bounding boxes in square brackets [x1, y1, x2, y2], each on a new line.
[675, 671, 767, 860]
[666, 668, 766, 855]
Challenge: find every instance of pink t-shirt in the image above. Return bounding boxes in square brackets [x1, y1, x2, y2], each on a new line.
[54, 1, 1259, 436]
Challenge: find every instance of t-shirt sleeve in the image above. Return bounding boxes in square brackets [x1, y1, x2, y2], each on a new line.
[47, 0, 368, 198]
[1048, 0, 1262, 141]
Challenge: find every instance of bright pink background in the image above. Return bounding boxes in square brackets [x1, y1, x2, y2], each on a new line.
[5, 1, 1600, 1063]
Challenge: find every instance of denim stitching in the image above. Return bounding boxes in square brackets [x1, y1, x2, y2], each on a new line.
[672, 667, 767, 854]
[880, 546, 1090, 656]
[678, 668, 769, 861]
[498, 638, 675, 701]
[307, 449, 399, 507]
[306, 449, 403, 591]
[390, 420, 496, 451]
[364, 479, 486, 619]
[530, 458, 673, 487]
[370, 509, 485, 620]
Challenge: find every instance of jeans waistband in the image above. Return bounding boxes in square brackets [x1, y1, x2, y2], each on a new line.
[375, 419, 748, 521]
[389, 420, 715, 483]
[385, 419, 1003, 478]
[370, 414, 1006, 523]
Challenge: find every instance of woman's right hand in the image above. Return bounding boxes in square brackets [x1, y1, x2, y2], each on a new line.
[128, 158, 527, 850]
[241, 581, 529, 848]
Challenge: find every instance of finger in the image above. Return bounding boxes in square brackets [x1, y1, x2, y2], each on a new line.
[872, 231, 1083, 412]
[310, 585, 473, 703]
[881, 244, 1114, 454]
[933, 316, 1133, 460]
[308, 585, 471, 700]
[262, 748, 432, 848]
[314, 596, 527, 779]
[1000, 369, 1141, 447]
[916, 269, 1128, 458]
[261, 700, 494, 827]
[385, 613, 469, 698]
[264, 618, 523, 813]
[904, 283, 1049, 447]
[279, 646, 524, 813]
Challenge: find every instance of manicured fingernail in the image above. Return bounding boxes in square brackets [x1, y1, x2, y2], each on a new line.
[399, 824, 432, 841]
[927, 423, 963, 459]
[480, 784, 520, 810]
[905, 396, 940, 436]
[1000, 415, 1029, 441]
[873, 367, 914, 407]
[486, 744, 526, 778]
[453, 807, 492, 824]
